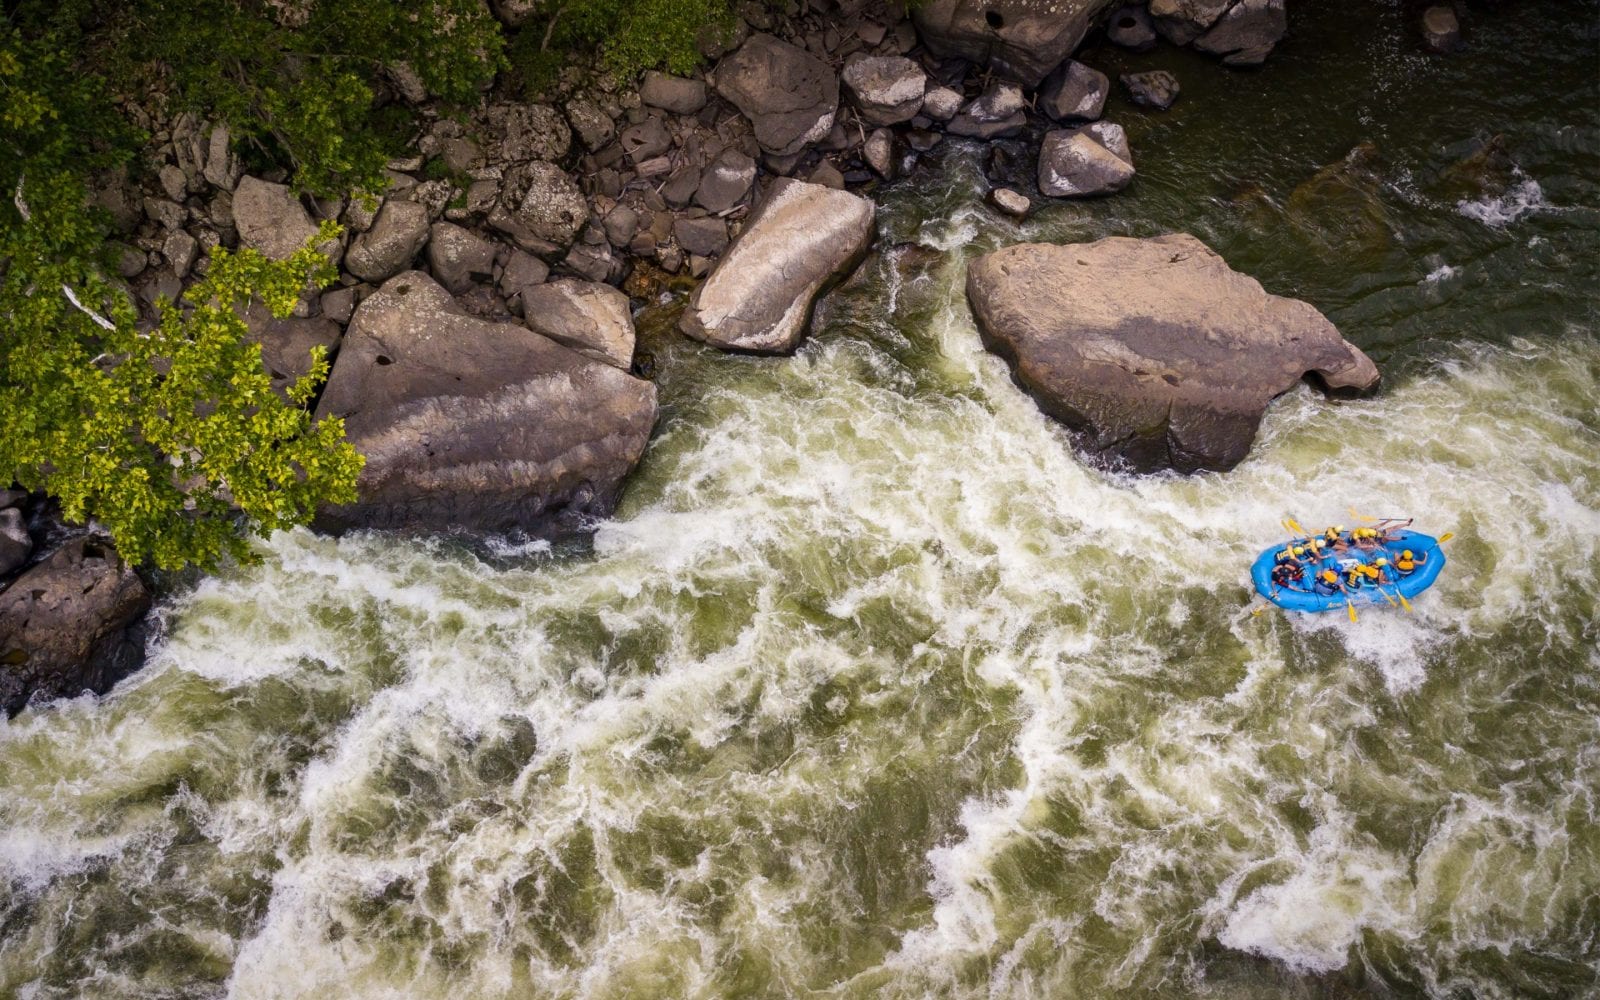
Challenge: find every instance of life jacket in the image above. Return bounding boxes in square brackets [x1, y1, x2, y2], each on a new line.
[1396, 555, 1417, 574]
[1344, 567, 1364, 589]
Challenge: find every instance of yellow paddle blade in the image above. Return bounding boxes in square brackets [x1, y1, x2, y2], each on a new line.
[1380, 589, 1398, 608]
[1399, 592, 1413, 613]
[1287, 518, 1306, 537]
[1281, 519, 1296, 535]
[1348, 505, 1380, 523]
[1252, 606, 1268, 617]
[1346, 600, 1358, 623]
[1438, 532, 1454, 543]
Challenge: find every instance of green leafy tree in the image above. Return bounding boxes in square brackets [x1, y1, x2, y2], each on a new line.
[2, 25, 363, 571]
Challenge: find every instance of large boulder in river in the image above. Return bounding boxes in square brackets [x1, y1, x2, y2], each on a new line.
[1194, 0, 1287, 64]
[1038, 123, 1134, 198]
[680, 179, 874, 354]
[313, 272, 657, 534]
[966, 234, 1381, 473]
[0, 537, 150, 717]
[712, 34, 839, 156]
[912, 0, 1117, 88]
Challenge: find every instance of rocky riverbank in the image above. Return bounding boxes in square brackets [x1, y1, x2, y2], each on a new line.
[2, 0, 1476, 713]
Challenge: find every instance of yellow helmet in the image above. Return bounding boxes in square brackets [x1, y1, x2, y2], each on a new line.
[1402, 550, 1413, 558]
[1321, 570, 1337, 582]
[1293, 546, 1305, 555]
[1375, 557, 1388, 566]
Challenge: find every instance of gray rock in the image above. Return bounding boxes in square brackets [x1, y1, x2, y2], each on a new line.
[1422, 5, 1462, 53]
[426, 221, 497, 293]
[1038, 125, 1135, 198]
[313, 272, 657, 534]
[565, 97, 618, 152]
[695, 149, 758, 213]
[808, 160, 846, 189]
[234, 176, 329, 262]
[520, 279, 636, 369]
[0, 536, 150, 718]
[500, 249, 552, 300]
[1040, 60, 1109, 124]
[911, 0, 1116, 88]
[0, 508, 30, 577]
[680, 178, 874, 354]
[488, 161, 590, 252]
[921, 86, 963, 122]
[158, 164, 188, 203]
[1148, 0, 1231, 40]
[603, 205, 640, 247]
[965, 234, 1381, 473]
[163, 230, 199, 278]
[345, 200, 431, 283]
[1107, 4, 1158, 50]
[144, 197, 186, 232]
[1082, 121, 1132, 163]
[244, 302, 343, 396]
[662, 165, 702, 207]
[485, 103, 571, 165]
[948, 81, 1028, 139]
[1194, 0, 1286, 60]
[114, 244, 149, 279]
[841, 55, 928, 126]
[990, 187, 1031, 217]
[1121, 70, 1180, 110]
[441, 138, 483, 174]
[561, 239, 617, 284]
[203, 124, 242, 190]
[321, 285, 359, 324]
[88, 167, 143, 233]
[619, 118, 672, 164]
[640, 71, 708, 114]
[674, 215, 730, 256]
[864, 128, 897, 179]
[713, 33, 839, 156]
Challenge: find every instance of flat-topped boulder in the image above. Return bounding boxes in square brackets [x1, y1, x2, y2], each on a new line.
[679, 179, 874, 354]
[314, 272, 657, 534]
[966, 234, 1380, 472]
[912, 0, 1117, 88]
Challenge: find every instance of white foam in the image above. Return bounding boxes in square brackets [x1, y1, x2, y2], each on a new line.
[1457, 173, 1547, 227]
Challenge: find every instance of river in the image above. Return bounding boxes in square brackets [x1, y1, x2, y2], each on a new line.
[3, 4, 1598, 998]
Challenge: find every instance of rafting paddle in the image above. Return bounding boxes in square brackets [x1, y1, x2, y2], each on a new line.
[1345, 598, 1358, 623]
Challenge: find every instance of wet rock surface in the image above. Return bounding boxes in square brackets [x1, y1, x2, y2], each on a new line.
[966, 234, 1381, 472]
[912, 0, 1117, 88]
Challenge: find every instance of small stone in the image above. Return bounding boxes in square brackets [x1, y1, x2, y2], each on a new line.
[674, 215, 729, 257]
[947, 81, 1028, 139]
[346, 201, 432, 283]
[989, 188, 1031, 218]
[320, 286, 358, 324]
[662, 165, 701, 207]
[619, 118, 672, 164]
[426, 221, 497, 293]
[1121, 71, 1181, 111]
[920, 86, 962, 122]
[640, 72, 708, 115]
[565, 97, 618, 152]
[203, 124, 242, 190]
[499, 249, 551, 299]
[114, 244, 149, 279]
[145, 197, 186, 231]
[163, 230, 199, 278]
[808, 160, 846, 189]
[695, 149, 758, 213]
[841, 55, 927, 126]
[158, 164, 188, 203]
[864, 128, 897, 179]
[603, 205, 640, 248]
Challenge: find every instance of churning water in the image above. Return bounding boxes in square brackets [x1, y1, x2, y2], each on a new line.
[3, 5, 1598, 998]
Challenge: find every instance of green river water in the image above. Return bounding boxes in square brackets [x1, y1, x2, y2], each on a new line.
[3, 4, 1599, 998]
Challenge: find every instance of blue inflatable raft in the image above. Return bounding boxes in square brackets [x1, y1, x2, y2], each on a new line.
[1251, 529, 1446, 612]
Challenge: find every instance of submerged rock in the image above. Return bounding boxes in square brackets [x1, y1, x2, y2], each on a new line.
[966, 234, 1380, 473]
[314, 272, 657, 534]
[1121, 70, 1180, 110]
[680, 179, 874, 354]
[911, 0, 1116, 88]
[713, 33, 839, 156]
[1421, 5, 1463, 53]
[0, 537, 150, 717]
